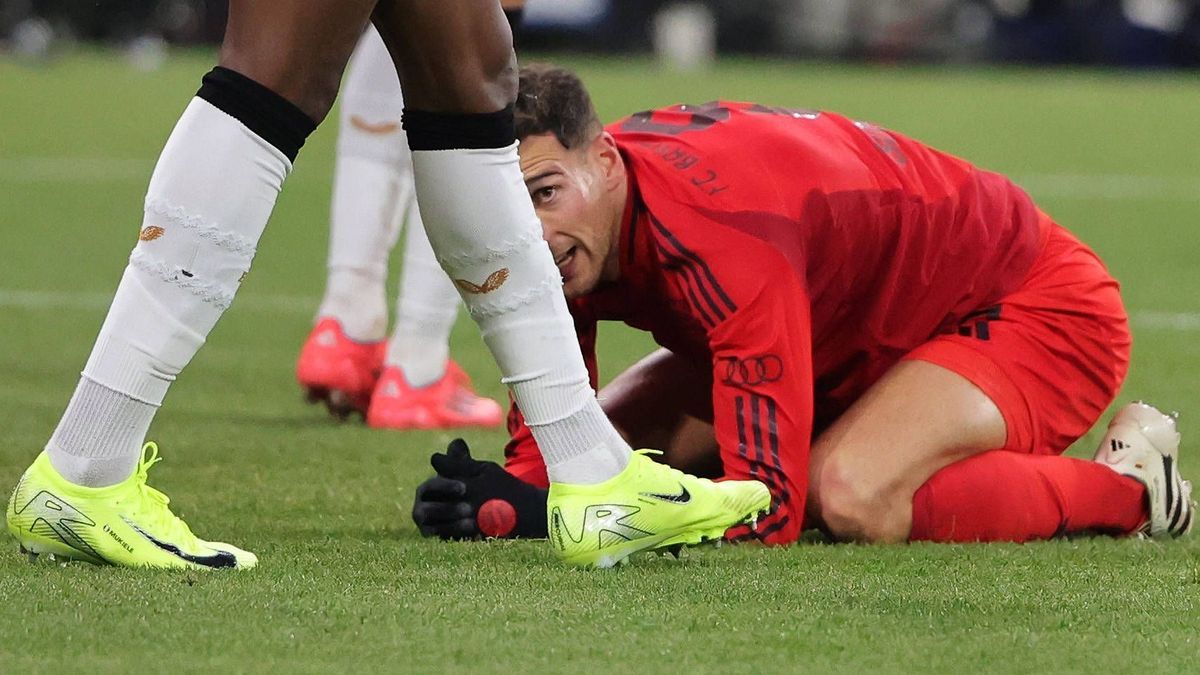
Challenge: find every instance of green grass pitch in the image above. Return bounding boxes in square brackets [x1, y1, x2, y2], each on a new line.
[1, 51, 1198, 672]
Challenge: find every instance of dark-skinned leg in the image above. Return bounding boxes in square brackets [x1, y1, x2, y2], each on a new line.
[34, 0, 372, 569]
[371, 1, 633, 487]
[221, 0, 374, 122]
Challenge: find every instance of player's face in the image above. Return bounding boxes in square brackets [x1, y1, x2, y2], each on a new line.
[519, 132, 626, 299]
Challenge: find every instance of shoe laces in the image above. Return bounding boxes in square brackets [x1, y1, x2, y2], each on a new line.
[633, 449, 714, 486]
[130, 442, 196, 542]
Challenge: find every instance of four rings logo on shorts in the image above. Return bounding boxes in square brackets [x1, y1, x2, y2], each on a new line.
[719, 355, 784, 386]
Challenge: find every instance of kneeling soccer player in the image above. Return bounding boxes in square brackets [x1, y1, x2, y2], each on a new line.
[412, 64, 1194, 545]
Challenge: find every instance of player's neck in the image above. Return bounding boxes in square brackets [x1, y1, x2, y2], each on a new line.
[601, 175, 630, 283]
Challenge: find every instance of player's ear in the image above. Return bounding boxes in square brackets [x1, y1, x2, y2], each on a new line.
[592, 132, 624, 191]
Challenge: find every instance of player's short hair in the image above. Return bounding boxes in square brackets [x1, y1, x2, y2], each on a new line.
[515, 64, 602, 150]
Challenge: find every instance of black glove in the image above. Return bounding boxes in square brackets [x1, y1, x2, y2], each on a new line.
[412, 438, 548, 540]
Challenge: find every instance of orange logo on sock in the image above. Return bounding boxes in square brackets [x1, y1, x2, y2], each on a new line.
[350, 115, 400, 135]
[455, 268, 509, 295]
[139, 226, 165, 241]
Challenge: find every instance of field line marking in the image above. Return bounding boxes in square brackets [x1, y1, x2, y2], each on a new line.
[0, 288, 1197, 331]
[0, 157, 155, 183]
[1013, 173, 1200, 201]
[0, 289, 315, 314]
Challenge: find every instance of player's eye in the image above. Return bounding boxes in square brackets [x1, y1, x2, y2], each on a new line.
[532, 185, 557, 206]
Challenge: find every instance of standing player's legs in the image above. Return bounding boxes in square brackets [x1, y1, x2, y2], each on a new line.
[6, 0, 376, 569]
[387, 196, 459, 388]
[367, 194, 505, 430]
[296, 26, 501, 427]
[297, 27, 402, 417]
[371, 1, 769, 566]
[316, 28, 405, 344]
[372, 0, 631, 483]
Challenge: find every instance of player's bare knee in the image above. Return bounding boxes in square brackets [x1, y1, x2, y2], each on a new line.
[817, 461, 908, 543]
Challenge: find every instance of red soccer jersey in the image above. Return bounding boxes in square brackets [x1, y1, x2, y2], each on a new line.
[505, 101, 1047, 543]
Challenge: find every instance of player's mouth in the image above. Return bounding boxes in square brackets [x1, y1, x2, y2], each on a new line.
[554, 246, 577, 279]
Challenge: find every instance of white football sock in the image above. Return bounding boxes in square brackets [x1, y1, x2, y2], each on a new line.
[387, 188, 460, 387]
[410, 143, 630, 484]
[47, 96, 291, 487]
[47, 378, 155, 488]
[316, 28, 406, 342]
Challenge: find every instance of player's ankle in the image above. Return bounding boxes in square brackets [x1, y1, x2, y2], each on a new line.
[385, 339, 448, 388]
[539, 399, 631, 485]
[44, 377, 150, 488]
[319, 267, 388, 341]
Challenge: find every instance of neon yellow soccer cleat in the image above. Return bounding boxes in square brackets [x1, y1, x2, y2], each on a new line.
[547, 450, 771, 568]
[6, 443, 257, 570]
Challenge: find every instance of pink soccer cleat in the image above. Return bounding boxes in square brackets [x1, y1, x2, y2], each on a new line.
[296, 318, 385, 419]
[366, 361, 504, 430]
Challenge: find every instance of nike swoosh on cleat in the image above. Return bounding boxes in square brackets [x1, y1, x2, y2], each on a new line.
[128, 523, 238, 569]
[640, 484, 691, 504]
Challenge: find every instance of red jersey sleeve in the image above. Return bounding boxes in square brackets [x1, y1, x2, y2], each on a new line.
[648, 202, 812, 544]
[502, 315, 601, 488]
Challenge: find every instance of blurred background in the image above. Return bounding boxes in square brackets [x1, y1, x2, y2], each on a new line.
[3, 0, 1200, 68]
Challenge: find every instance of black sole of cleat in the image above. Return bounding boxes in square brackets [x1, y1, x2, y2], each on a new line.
[324, 390, 364, 421]
[304, 386, 365, 421]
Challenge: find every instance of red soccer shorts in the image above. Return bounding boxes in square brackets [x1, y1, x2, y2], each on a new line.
[904, 215, 1131, 455]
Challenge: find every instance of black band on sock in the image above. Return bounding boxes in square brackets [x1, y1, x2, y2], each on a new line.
[196, 67, 316, 163]
[403, 106, 516, 152]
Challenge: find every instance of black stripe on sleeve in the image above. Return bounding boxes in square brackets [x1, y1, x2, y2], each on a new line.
[648, 213, 738, 313]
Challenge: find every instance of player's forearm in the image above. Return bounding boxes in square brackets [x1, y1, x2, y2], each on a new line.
[502, 345, 725, 495]
[599, 348, 721, 477]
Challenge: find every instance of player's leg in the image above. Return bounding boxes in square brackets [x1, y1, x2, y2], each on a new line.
[370, 1, 768, 566]
[805, 359, 1151, 542]
[367, 192, 505, 430]
[370, 0, 629, 480]
[806, 359, 1005, 542]
[911, 451, 1146, 542]
[297, 27, 402, 417]
[809, 221, 1182, 543]
[913, 400, 1193, 541]
[386, 198, 459, 389]
[5, 0, 374, 569]
[599, 348, 720, 478]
